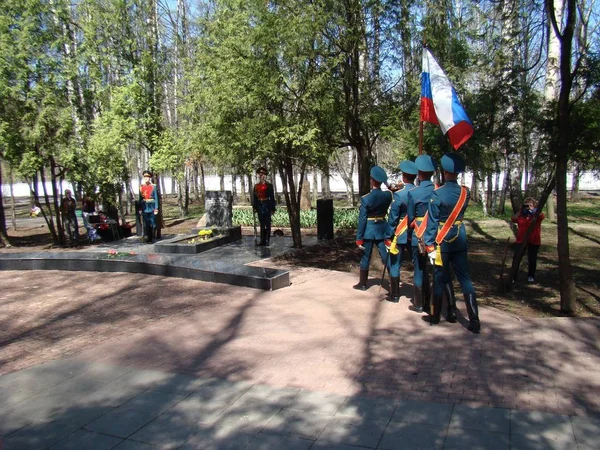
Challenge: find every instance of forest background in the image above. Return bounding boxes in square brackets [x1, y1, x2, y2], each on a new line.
[0, 0, 599, 313]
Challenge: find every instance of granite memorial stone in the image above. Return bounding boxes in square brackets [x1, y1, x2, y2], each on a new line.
[205, 191, 233, 228]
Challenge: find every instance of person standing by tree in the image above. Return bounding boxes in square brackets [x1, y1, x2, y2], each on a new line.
[253, 167, 276, 246]
[424, 153, 480, 333]
[138, 170, 159, 244]
[511, 197, 545, 283]
[407, 155, 436, 313]
[353, 166, 393, 291]
[384, 160, 418, 302]
[60, 189, 79, 245]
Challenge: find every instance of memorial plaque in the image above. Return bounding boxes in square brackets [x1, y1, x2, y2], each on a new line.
[317, 199, 334, 240]
[205, 191, 233, 228]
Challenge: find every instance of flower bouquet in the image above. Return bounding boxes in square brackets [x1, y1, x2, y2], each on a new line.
[107, 249, 136, 258]
[188, 229, 213, 244]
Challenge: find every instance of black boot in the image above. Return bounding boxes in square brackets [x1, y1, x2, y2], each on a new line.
[427, 294, 442, 324]
[445, 283, 458, 323]
[146, 225, 154, 244]
[421, 280, 431, 316]
[388, 277, 400, 303]
[353, 269, 368, 291]
[464, 293, 481, 333]
[409, 286, 423, 312]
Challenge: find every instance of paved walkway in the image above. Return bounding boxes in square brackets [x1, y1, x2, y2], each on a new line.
[1, 266, 600, 449]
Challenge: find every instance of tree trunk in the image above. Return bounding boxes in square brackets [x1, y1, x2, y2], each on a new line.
[470, 172, 479, 203]
[9, 166, 17, 231]
[312, 170, 318, 205]
[199, 163, 206, 203]
[193, 162, 200, 201]
[570, 162, 580, 202]
[486, 173, 493, 211]
[0, 162, 7, 238]
[240, 173, 247, 203]
[278, 152, 304, 248]
[232, 174, 237, 202]
[322, 162, 332, 199]
[549, 0, 576, 313]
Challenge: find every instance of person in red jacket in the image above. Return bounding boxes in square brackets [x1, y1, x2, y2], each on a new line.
[511, 197, 544, 283]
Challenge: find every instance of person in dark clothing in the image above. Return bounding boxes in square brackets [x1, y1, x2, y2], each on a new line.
[253, 167, 276, 246]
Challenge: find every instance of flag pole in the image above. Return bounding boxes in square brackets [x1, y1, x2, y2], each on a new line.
[419, 39, 426, 156]
[419, 120, 424, 156]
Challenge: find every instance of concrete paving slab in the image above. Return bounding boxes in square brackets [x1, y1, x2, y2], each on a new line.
[179, 428, 256, 450]
[47, 429, 123, 450]
[334, 395, 398, 422]
[126, 410, 203, 448]
[378, 421, 445, 450]
[509, 431, 578, 450]
[244, 433, 313, 450]
[112, 441, 161, 450]
[85, 390, 187, 438]
[443, 428, 510, 450]
[571, 416, 600, 445]
[391, 399, 453, 425]
[260, 409, 333, 440]
[2, 421, 77, 450]
[449, 404, 511, 433]
[0, 413, 35, 438]
[317, 416, 387, 448]
[285, 390, 347, 416]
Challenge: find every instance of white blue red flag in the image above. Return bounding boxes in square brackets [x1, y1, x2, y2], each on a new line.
[421, 48, 473, 149]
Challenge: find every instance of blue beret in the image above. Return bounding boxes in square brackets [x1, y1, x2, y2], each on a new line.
[370, 166, 388, 183]
[441, 153, 465, 174]
[415, 155, 436, 172]
[399, 160, 418, 175]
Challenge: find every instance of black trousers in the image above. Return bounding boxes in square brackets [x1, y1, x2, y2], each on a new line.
[513, 243, 540, 279]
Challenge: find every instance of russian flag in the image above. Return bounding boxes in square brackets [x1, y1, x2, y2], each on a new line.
[421, 48, 473, 150]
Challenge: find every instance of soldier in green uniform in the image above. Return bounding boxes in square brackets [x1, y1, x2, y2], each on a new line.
[424, 153, 480, 333]
[354, 166, 393, 291]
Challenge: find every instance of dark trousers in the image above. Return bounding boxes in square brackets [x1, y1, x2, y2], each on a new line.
[360, 239, 388, 270]
[257, 203, 272, 245]
[513, 244, 540, 280]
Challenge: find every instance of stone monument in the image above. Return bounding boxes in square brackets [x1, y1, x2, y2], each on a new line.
[205, 191, 233, 227]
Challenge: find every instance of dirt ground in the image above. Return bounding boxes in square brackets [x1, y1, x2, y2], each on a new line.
[1, 214, 599, 320]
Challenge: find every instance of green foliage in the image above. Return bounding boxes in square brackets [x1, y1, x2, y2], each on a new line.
[233, 207, 360, 229]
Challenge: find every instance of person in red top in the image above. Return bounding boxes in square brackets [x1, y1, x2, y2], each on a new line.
[511, 197, 544, 283]
[252, 167, 276, 246]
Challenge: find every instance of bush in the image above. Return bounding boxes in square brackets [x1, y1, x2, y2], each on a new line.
[233, 207, 360, 229]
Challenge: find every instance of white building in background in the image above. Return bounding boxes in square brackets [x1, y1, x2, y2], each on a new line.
[2, 171, 599, 200]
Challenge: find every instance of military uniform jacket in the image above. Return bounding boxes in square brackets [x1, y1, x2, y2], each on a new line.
[407, 180, 435, 247]
[356, 188, 393, 241]
[253, 182, 276, 212]
[424, 180, 470, 253]
[139, 183, 159, 214]
[385, 183, 414, 244]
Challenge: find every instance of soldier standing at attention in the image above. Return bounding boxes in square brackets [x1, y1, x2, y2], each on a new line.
[407, 154, 437, 313]
[424, 153, 480, 333]
[139, 170, 159, 244]
[354, 166, 393, 291]
[384, 160, 418, 302]
[253, 167, 276, 246]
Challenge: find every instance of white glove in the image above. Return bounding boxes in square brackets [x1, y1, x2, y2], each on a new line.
[428, 250, 437, 265]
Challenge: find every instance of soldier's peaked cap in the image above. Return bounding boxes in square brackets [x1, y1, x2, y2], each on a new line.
[399, 160, 418, 175]
[441, 153, 466, 174]
[415, 154, 436, 172]
[143, 170, 153, 177]
[370, 166, 388, 183]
